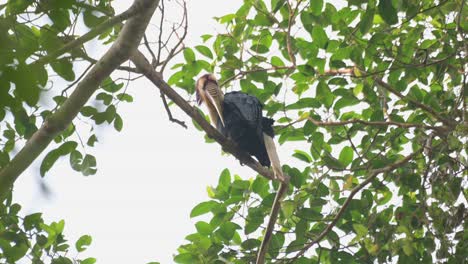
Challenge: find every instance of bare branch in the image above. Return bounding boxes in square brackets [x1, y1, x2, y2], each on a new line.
[0, 0, 160, 198]
[144, 34, 158, 66]
[289, 149, 422, 262]
[160, 92, 187, 128]
[160, 0, 188, 73]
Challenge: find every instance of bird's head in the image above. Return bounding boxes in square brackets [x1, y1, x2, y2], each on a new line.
[195, 74, 225, 126]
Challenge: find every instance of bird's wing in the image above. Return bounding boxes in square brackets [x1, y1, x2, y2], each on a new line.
[224, 92, 263, 132]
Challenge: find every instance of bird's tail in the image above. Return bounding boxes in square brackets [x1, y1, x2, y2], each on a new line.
[263, 133, 285, 182]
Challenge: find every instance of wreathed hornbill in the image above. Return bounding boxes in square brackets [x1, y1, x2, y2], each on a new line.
[196, 74, 284, 181]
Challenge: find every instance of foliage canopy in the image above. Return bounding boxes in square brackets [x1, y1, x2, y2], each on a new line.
[0, 0, 467, 263]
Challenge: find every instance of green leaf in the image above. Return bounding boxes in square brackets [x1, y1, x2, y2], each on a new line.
[241, 238, 261, 250]
[168, 71, 184, 85]
[217, 13, 236, 24]
[183, 48, 196, 62]
[271, 56, 285, 67]
[81, 258, 97, 264]
[316, 81, 334, 108]
[96, 92, 112, 106]
[281, 200, 295, 219]
[292, 150, 312, 163]
[75, 235, 92, 252]
[174, 253, 196, 263]
[101, 77, 124, 93]
[81, 106, 97, 117]
[218, 168, 231, 192]
[81, 154, 97, 176]
[83, 10, 104, 28]
[9, 64, 40, 106]
[219, 222, 240, 241]
[312, 26, 327, 49]
[310, 0, 323, 16]
[195, 45, 213, 59]
[70, 150, 82, 171]
[339, 146, 354, 167]
[24, 213, 43, 231]
[87, 135, 98, 147]
[113, 114, 123, 131]
[190, 201, 218, 218]
[49, 10, 71, 32]
[40, 142, 77, 176]
[285, 98, 321, 109]
[195, 221, 213, 236]
[378, 0, 398, 25]
[50, 58, 75, 81]
[6, 0, 31, 15]
[359, 9, 374, 34]
[116, 93, 133, 102]
[352, 223, 368, 237]
[296, 208, 322, 221]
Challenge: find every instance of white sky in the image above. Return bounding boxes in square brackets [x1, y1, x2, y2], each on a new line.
[12, 1, 299, 263]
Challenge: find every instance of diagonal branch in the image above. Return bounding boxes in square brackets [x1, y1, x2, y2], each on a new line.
[288, 149, 422, 262]
[374, 78, 456, 127]
[160, 92, 187, 128]
[130, 50, 276, 180]
[256, 182, 289, 264]
[0, 0, 160, 198]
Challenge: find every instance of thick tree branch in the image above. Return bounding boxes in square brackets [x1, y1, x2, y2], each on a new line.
[31, 0, 155, 67]
[0, 0, 159, 198]
[130, 50, 276, 180]
[288, 149, 422, 262]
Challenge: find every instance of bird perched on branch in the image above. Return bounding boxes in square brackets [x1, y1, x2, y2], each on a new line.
[196, 74, 284, 181]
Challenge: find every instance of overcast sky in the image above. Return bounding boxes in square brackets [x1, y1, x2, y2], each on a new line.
[12, 1, 298, 263]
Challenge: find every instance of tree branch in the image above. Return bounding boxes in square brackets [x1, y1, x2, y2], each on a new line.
[130, 50, 276, 180]
[0, 0, 160, 198]
[306, 117, 447, 133]
[374, 78, 456, 127]
[288, 149, 422, 262]
[160, 92, 187, 128]
[256, 182, 289, 264]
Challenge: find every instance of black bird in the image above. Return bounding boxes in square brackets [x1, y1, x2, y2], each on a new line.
[196, 74, 284, 181]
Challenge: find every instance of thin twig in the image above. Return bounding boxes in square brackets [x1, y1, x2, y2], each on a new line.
[160, 0, 187, 73]
[307, 116, 445, 132]
[156, 0, 165, 65]
[143, 34, 157, 66]
[160, 92, 187, 128]
[374, 78, 455, 127]
[220, 66, 294, 87]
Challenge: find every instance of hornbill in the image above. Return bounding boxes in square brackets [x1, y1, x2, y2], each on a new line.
[196, 74, 284, 181]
